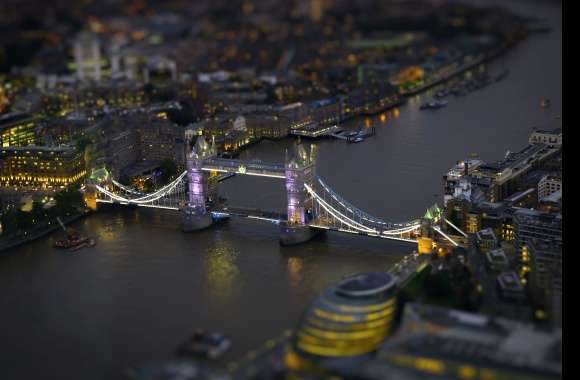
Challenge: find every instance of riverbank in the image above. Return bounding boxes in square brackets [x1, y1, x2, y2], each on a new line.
[400, 30, 529, 97]
[0, 211, 90, 253]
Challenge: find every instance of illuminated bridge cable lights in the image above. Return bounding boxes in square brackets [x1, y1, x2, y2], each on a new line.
[95, 170, 188, 209]
[304, 180, 421, 242]
[316, 177, 392, 227]
[111, 179, 145, 195]
[91, 155, 447, 247]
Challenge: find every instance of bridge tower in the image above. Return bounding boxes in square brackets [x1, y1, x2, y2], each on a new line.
[84, 167, 113, 211]
[417, 204, 442, 255]
[280, 142, 323, 245]
[182, 136, 217, 232]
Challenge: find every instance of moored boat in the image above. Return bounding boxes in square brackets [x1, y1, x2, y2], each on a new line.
[177, 330, 231, 359]
[420, 100, 448, 110]
[540, 98, 551, 108]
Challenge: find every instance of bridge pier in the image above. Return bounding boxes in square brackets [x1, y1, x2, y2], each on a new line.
[182, 136, 218, 232]
[181, 205, 214, 232]
[280, 142, 321, 245]
[279, 224, 324, 246]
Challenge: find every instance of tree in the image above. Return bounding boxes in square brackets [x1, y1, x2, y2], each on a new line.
[1, 208, 20, 234]
[75, 136, 92, 152]
[54, 188, 84, 215]
[425, 270, 452, 298]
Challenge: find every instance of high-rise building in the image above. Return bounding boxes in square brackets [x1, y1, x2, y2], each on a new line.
[528, 238, 562, 326]
[513, 209, 562, 280]
[0, 113, 37, 148]
[74, 32, 102, 82]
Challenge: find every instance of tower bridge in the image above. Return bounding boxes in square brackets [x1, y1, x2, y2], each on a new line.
[86, 137, 466, 248]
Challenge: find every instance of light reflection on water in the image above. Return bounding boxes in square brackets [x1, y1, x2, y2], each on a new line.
[204, 237, 240, 303]
[287, 257, 303, 289]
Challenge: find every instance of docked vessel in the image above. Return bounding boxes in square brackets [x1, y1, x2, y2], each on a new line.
[420, 100, 448, 110]
[54, 232, 96, 251]
[53, 217, 96, 251]
[176, 330, 231, 359]
[541, 98, 551, 108]
[69, 238, 96, 252]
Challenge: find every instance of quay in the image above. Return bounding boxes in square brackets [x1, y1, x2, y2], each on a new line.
[0, 211, 89, 253]
[400, 32, 528, 97]
[290, 124, 342, 138]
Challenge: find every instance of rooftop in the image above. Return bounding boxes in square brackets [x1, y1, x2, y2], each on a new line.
[514, 209, 562, 228]
[540, 189, 562, 204]
[335, 272, 396, 298]
[476, 227, 496, 241]
[497, 271, 524, 292]
[0, 112, 35, 128]
[380, 303, 561, 376]
[486, 248, 509, 264]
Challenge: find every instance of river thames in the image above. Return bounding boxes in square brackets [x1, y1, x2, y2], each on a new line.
[0, 1, 561, 379]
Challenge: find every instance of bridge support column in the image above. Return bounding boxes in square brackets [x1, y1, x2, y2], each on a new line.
[280, 143, 323, 245]
[182, 136, 218, 232]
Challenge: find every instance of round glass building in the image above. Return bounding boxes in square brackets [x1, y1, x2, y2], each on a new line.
[292, 272, 398, 359]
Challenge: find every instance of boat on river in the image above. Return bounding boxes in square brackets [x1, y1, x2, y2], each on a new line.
[420, 100, 448, 110]
[177, 330, 231, 359]
[53, 217, 96, 251]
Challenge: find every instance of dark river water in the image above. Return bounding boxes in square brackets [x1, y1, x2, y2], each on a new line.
[0, 1, 561, 379]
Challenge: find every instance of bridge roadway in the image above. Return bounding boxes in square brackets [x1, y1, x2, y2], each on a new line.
[213, 206, 287, 223]
[202, 158, 286, 179]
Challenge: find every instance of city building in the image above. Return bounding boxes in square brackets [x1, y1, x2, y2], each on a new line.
[285, 272, 399, 375]
[244, 114, 290, 140]
[342, 82, 403, 118]
[0, 112, 38, 147]
[538, 189, 562, 214]
[73, 32, 103, 82]
[503, 187, 536, 208]
[137, 116, 185, 165]
[513, 209, 562, 275]
[278, 102, 313, 131]
[442, 159, 485, 206]
[0, 145, 86, 194]
[497, 271, 526, 303]
[95, 117, 141, 178]
[485, 248, 510, 272]
[528, 238, 562, 326]
[308, 97, 343, 127]
[529, 128, 562, 147]
[475, 227, 498, 251]
[470, 143, 560, 202]
[377, 303, 562, 380]
[537, 174, 561, 200]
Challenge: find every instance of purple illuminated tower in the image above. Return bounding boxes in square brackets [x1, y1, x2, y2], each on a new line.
[280, 142, 323, 245]
[182, 136, 217, 232]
